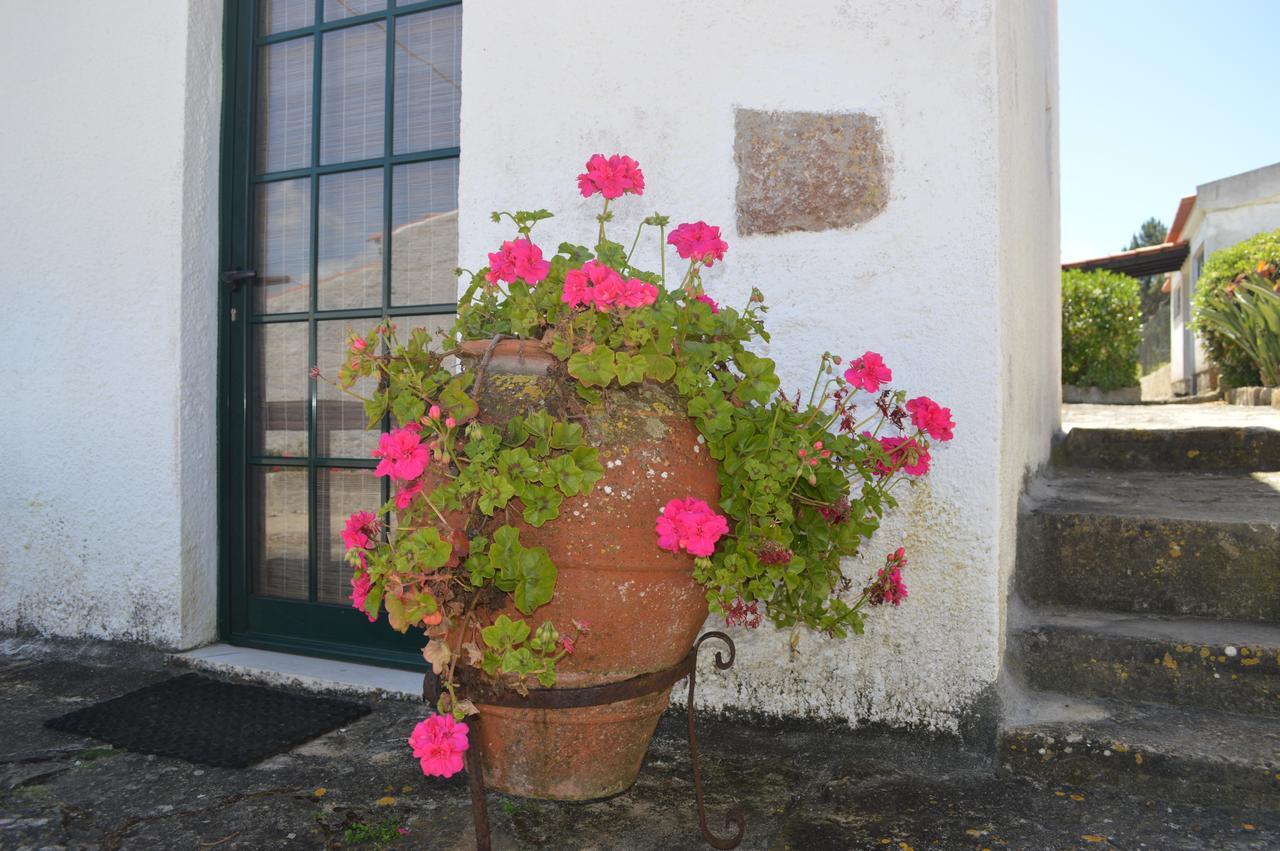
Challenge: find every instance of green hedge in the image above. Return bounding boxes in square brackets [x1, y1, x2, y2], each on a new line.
[1191, 229, 1280, 388]
[1062, 269, 1142, 391]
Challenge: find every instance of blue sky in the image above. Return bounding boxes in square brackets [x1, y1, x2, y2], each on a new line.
[1059, 0, 1280, 261]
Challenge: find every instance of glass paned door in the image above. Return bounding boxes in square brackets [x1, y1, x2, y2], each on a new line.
[221, 0, 461, 666]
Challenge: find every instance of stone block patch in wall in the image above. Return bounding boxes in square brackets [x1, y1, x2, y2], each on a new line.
[734, 109, 889, 235]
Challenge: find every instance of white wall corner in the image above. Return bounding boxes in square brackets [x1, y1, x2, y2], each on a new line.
[176, 0, 225, 649]
[993, 0, 1061, 656]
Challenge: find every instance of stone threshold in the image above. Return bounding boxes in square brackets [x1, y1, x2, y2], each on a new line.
[170, 643, 422, 701]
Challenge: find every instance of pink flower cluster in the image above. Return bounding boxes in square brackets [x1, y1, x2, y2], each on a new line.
[486, 239, 550, 286]
[341, 511, 380, 550]
[408, 714, 470, 778]
[668, 221, 728, 266]
[844, 352, 892, 393]
[562, 260, 657, 311]
[577, 154, 645, 200]
[341, 512, 381, 621]
[655, 497, 729, 558]
[349, 572, 376, 622]
[694, 293, 719, 313]
[906, 396, 955, 442]
[373, 425, 430, 481]
[873, 435, 931, 477]
[865, 548, 909, 607]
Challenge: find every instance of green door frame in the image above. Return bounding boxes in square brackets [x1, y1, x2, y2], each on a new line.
[217, 0, 460, 670]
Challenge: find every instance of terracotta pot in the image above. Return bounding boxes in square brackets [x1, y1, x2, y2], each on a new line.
[450, 339, 718, 800]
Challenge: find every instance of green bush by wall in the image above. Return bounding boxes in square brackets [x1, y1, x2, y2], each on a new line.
[1062, 269, 1142, 391]
[1191, 228, 1280, 388]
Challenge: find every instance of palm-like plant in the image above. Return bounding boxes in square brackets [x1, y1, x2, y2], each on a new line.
[1195, 271, 1280, 387]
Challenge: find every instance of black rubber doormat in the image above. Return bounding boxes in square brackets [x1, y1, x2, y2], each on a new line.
[44, 672, 371, 768]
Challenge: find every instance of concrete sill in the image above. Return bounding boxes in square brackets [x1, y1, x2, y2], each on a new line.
[171, 643, 422, 701]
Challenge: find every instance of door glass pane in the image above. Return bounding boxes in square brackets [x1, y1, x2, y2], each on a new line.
[317, 468, 384, 604]
[320, 23, 386, 165]
[393, 7, 462, 154]
[260, 0, 314, 35]
[251, 467, 309, 600]
[400, 313, 456, 356]
[256, 38, 313, 174]
[254, 179, 312, 313]
[252, 323, 310, 457]
[316, 318, 380, 458]
[324, 0, 386, 21]
[391, 159, 458, 305]
[318, 169, 384, 310]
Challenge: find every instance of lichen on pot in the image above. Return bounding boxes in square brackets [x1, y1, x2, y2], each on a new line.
[323, 153, 958, 798]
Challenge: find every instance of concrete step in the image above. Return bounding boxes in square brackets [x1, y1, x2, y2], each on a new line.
[998, 689, 1280, 811]
[1017, 471, 1280, 621]
[1008, 607, 1280, 716]
[1054, 426, 1280, 473]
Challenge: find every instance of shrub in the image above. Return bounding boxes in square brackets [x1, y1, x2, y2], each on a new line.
[1195, 270, 1280, 387]
[1061, 269, 1142, 390]
[1191, 229, 1280, 387]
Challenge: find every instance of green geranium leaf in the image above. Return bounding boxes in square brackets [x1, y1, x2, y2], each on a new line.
[521, 485, 564, 527]
[543, 454, 586, 496]
[440, 377, 479, 423]
[389, 392, 424, 426]
[642, 351, 677, 382]
[614, 351, 647, 386]
[514, 549, 557, 614]
[404, 527, 452, 570]
[570, 445, 604, 493]
[549, 420, 585, 450]
[481, 613, 530, 650]
[568, 347, 616, 387]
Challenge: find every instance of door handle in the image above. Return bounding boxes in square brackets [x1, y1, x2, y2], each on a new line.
[221, 269, 256, 292]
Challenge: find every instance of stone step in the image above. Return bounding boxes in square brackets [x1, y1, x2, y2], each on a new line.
[998, 689, 1280, 811]
[1053, 426, 1280, 473]
[1008, 607, 1280, 716]
[1017, 470, 1280, 621]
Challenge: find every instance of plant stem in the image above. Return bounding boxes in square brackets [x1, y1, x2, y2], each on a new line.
[625, 221, 645, 265]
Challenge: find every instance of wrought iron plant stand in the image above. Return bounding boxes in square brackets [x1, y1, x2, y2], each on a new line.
[425, 631, 746, 850]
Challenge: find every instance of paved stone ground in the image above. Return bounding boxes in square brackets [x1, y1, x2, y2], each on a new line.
[1062, 402, 1280, 431]
[2, 642, 1276, 850]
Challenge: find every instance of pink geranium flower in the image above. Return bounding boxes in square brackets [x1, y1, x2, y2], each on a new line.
[843, 352, 892, 393]
[486, 239, 550, 286]
[350, 571, 376, 621]
[562, 261, 654, 311]
[394, 479, 424, 510]
[373, 427, 430, 481]
[620, 278, 658, 308]
[873, 435, 931, 477]
[563, 260, 613, 308]
[865, 549, 909, 606]
[655, 497, 729, 558]
[577, 154, 645, 200]
[905, 396, 955, 442]
[694, 294, 719, 313]
[668, 222, 728, 266]
[409, 714, 470, 778]
[341, 511, 379, 550]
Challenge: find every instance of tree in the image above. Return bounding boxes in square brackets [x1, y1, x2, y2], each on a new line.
[1124, 217, 1169, 321]
[1126, 217, 1168, 251]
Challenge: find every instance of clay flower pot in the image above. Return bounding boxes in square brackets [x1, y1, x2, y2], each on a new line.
[451, 339, 719, 800]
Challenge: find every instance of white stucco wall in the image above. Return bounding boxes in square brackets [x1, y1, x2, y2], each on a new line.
[0, 1, 223, 648]
[459, 0, 1058, 730]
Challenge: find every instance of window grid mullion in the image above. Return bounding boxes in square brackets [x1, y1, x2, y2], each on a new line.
[306, 8, 324, 603]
